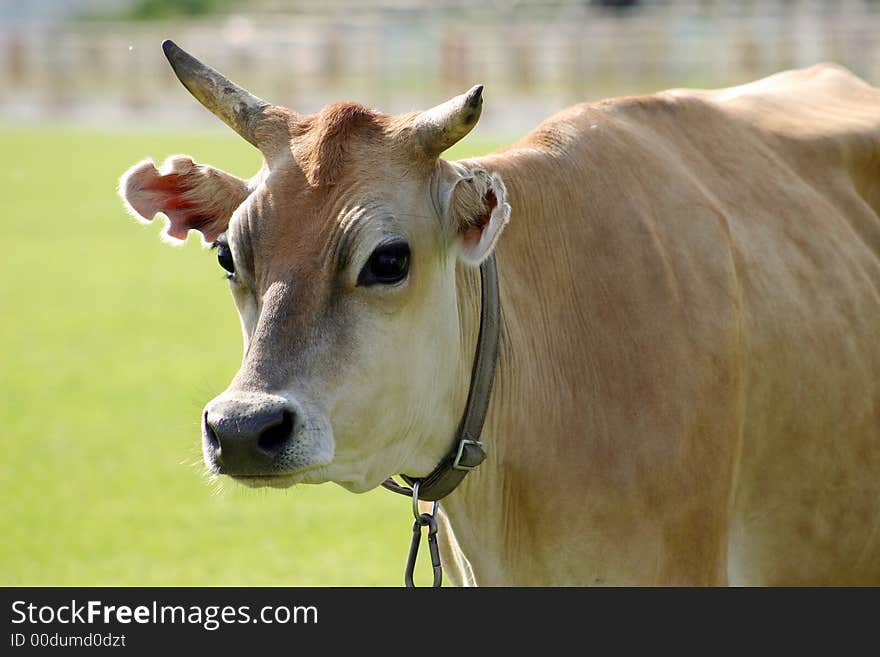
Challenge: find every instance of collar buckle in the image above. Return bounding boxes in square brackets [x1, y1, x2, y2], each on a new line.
[452, 438, 485, 472]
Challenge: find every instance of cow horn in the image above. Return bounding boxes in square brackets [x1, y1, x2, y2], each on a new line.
[414, 85, 484, 157]
[162, 39, 270, 149]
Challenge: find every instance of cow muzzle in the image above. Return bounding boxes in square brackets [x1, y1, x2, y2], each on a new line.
[201, 391, 332, 483]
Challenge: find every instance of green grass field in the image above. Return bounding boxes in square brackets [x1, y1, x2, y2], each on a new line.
[0, 124, 504, 586]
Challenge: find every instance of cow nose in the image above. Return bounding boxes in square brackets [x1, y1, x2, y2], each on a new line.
[203, 401, 295, 474]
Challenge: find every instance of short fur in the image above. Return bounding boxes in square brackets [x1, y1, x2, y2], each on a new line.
[293, 102, 384, 187]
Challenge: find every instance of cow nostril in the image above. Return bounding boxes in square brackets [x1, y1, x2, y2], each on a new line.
[203, 411, 220, 452]
[257, 410, 295, 457]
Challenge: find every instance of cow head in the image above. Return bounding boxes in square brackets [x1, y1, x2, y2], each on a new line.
[119, 41, 510, 492]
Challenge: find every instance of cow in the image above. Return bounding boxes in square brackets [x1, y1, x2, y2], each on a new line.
[120, 41, 880, 585]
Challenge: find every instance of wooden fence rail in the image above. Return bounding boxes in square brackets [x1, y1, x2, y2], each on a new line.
[2, 1, 878, 133]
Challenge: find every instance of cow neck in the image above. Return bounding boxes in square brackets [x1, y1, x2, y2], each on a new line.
[381, 253, 500, 501]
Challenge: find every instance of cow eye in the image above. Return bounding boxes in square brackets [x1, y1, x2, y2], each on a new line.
[358, 241, 410, 286]
[216, 243, 235, 274]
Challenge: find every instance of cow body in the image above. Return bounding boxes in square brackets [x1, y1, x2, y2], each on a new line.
[438, 64, 880, 585]
[121, 43, 880, 585]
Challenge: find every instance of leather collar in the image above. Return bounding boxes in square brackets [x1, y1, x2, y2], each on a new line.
[381, 253, 500, 501]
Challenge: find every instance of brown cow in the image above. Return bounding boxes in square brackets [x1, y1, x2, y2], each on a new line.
[120, 41, 880, 585]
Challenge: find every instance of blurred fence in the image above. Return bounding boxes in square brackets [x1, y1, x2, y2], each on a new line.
[2, 0, 880, 135]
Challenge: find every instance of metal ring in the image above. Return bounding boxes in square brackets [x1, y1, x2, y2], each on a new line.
[410, 480, 439, 522]
[411, 480, 421, 520]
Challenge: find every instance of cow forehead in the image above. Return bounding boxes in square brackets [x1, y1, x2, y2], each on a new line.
[246, 160, 427, 247]
[230, 138, 434, 280]
[288, 101, 423, 187]
[252, 105, 430, 224]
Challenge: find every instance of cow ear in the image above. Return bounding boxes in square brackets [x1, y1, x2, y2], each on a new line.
[446, 166, 511, 266]
[119, 155, 250, 244]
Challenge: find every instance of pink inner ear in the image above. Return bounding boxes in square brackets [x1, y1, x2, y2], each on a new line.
[462, 224, 484, 250]
[122, 160, 225, 242]
[461, 187, 498, 249]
